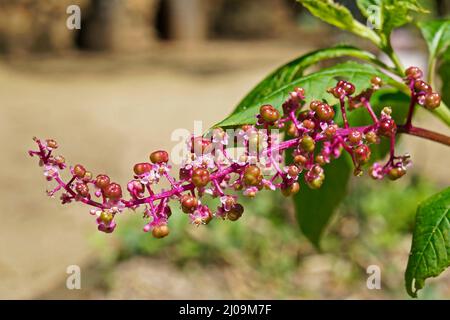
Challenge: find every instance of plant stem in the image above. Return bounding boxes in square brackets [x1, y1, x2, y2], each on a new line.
[387, 75, 450, 128]
[384, 44, 405, 76]
[340, 97, 349, 128]
[390, 52, 405, 76]
[398, 125, 450, 146]
[404, 79, 416, 129]
[432, 102, 450, 127]
[427, 56, 436, 87]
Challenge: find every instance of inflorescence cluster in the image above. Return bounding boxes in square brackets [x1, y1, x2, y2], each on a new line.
[29, 66, 441, 238]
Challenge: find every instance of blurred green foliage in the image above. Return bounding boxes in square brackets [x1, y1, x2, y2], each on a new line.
[339, 175, 438, 247]
[112, 190, 303, 272]
[109, 174, 438, 260]
[91, 174, 448, 298]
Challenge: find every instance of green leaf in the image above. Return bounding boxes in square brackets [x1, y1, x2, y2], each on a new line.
[216, 61, 393, 128]
[297, 0, 381, 45]
[357, 0, 427, 42]
[405, 187, 450, 298]
[382, 1, 426, 37]
[292, 154, 353, 248]
[438, 49, 450, 107]
[418, 19, 450, 61]
[232, 45, 384, 123]
[290, 89, 409, 248]
[215, 46, 387, 128]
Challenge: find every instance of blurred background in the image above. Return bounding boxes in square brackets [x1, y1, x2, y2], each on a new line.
[0, 0, 449, 299]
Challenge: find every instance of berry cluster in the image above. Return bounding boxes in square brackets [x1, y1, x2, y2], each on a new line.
[29, 66, 441, 238]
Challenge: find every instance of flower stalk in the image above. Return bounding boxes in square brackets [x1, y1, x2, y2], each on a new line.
[29, 66, 449, 238]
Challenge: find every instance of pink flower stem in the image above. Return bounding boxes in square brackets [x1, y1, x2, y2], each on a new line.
[289, 111, 301, 129]
[271, 172, 279, 183]
[66, 176, 76, 187]
[340, 97, 349, 129]
[361, 98, 379, 123]
[337, 136, 356, 166]
[404, 79, 416, 129]
[398, 125, 450, 146]
[164, 172, 178, 188]
[212, 179, 225, 196]
[382, 134, 396, 170]
[54, 175, 104, 208]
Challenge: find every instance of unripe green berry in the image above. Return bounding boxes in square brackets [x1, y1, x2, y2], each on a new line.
[234, 182, 243, 191]
[287, 165, 299, 178]
[227, 204, 244, 221]
[328, 86, 346, 98]
[286, 122, 299, 137]
[414, 80, 432, 93]
[365, 131, 378, 144]
[378, 118, 397, 137]
[424, 92, 441, 110]
[348, 130, 362, 145]
[338, 80, 355, 95]
[312, 165, 323, 175]
[243, 165, 262, 186]
[133, 162, 152, 175]
[82, 171, 93, 182]
[354, 144, 371, 164]
[281, 182, 300, 197]
[191, 168, 210, 188]
[46, 139, 58, 149]
[54, 155, 65, 165]
[315, 103, 335, 122]
[370, 76, 383, 87]
[315, 155, 326, 166]
[104, 183, 122, 200]
[405, 66, 423, 79]
[152, 225, 170, 239]
[150, 150, 169, 164]
[388, 167, 406, 180]
[302, 119, 315, 130]
[300, 135, 315, 153]
[73, 164, 86, 178]
[309, 100, 322, 111]
[260, 104, 280, 123]
[99, 211, 113, 224]
[75, 183, 90, 197]
[294, 154, 307, 166]
[325, 125, 337, 139]
[180, 194, 198, 213]
[307, 175, 324, 189]
[227, 211, 241, 221]
[95, 174, 110, 190]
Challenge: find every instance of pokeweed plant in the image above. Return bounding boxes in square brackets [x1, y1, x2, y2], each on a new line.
[29, 0, 449, 297]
